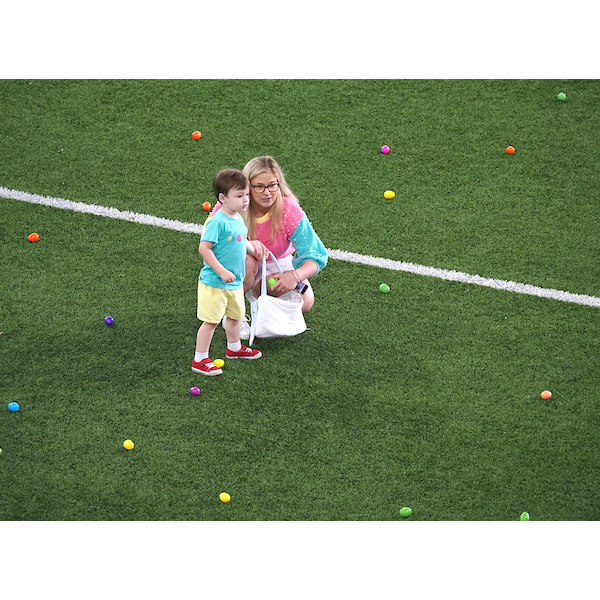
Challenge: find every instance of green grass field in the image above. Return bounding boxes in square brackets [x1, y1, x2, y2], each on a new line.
[1, 79, 600, 523]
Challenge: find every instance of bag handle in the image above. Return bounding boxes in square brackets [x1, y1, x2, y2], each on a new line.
[260, 252, 284, 296]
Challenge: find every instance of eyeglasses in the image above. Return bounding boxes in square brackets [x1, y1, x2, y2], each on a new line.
[251, 182, 279, 193]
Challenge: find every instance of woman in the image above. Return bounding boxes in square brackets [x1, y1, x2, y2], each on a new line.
[242, 156, 328, 313]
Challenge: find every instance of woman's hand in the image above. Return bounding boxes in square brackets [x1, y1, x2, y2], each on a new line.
[269, 270, 299, 294]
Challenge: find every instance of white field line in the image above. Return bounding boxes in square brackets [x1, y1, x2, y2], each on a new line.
[327, 249, 600, 308]
[3, 186, 600, 308]
[1, 187, 203, 235]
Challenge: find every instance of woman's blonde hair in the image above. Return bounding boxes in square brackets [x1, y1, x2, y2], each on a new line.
[242, 156, 298, 242]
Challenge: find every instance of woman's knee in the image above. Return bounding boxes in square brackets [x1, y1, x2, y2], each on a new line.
[301, 282, 315, 313]
[244, 256, 258, 292]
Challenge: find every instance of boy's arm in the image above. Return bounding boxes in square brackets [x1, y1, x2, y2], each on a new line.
[199, 240, 235, 283]
[246, 239, 268, 259]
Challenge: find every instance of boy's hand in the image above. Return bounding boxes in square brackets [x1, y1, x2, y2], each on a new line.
[219, 269, 236, 284]
[249, 240, 269, 260]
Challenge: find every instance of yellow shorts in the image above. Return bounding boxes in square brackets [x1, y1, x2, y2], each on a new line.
[197, 281, 245, 323]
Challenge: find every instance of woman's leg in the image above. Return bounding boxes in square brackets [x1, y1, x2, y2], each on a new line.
[244, 255, 258, 295]
[300, 280, 314, 313]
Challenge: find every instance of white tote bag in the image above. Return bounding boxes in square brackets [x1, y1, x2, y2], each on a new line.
[249, 254, 307, 345]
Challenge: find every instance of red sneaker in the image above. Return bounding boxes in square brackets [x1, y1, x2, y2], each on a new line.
[192, 358, 223, 376]
[226, 345, 262, 360]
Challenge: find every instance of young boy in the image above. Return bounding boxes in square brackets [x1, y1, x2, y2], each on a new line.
[192, 169, 266, 376]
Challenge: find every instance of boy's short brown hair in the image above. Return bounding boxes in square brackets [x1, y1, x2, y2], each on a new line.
[213, 169, 249, 199]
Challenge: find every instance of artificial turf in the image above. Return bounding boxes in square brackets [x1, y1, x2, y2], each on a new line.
[1, 79, 599, 520]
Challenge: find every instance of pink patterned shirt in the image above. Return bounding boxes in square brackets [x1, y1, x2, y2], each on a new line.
[254, 196, 304, 261]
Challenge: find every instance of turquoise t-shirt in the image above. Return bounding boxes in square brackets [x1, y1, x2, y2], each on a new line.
[199, 210, 248, 290]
